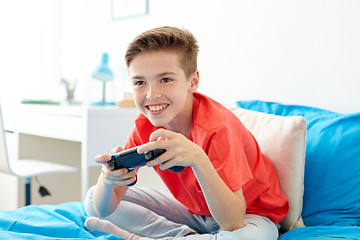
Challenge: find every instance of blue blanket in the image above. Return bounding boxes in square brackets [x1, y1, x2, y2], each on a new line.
[0, 201, 123, 239]
[279, 226, 360, 240]
[3, 202, 358, 239]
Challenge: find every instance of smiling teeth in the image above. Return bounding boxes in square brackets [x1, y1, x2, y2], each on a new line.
[148, 105, 167, 111]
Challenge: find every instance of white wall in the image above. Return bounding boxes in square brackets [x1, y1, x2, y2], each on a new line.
[1, 0, 359, 113]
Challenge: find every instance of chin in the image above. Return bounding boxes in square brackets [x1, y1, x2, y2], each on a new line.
[144, 111, 172, 128]
[149, 120, 166, 127]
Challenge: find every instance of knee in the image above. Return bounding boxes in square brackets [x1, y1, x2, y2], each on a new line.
[233, 226, 277, 240]
[219, 215, 278, 240]
[83, 185, 99, 217]
[221, 228, 276, 240]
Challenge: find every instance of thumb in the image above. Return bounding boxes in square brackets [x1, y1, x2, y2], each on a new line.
[94, 154, 112, 164]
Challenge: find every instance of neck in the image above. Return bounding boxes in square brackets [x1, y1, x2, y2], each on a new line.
[165, 94, 193, 137]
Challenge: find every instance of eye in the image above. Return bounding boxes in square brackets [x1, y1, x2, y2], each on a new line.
[161, 78, 172, 83]
[133, 80, 145, 86]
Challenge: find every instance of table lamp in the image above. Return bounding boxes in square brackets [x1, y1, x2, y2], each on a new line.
[91, 53, 115, 105]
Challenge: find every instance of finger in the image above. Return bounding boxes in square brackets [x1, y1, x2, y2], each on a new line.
[102, 165, 128, 176]
[159, 161, 171, 171]
[156, 136, 167, 141]
[146, 151, 173, 167]
[94, 154, 112, 164]
[126, 175, 138, 186]
[137, 141, 162, 154]
[102, 167, 136, 181]
[159, 159, 184, 171]
[107, 172, 137, 186]
[138, 134, 172, 154]
[149, 129, 175, 142]
[110, 146, 123, 155]
[111, 175, 137, 186]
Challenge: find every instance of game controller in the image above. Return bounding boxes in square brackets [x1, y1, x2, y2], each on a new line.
[108, 145, 185, 173]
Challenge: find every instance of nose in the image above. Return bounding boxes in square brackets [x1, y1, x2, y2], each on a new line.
[146, 84, 161, 101]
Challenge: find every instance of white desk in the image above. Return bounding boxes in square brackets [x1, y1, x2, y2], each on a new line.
[2, 104, 139, 200]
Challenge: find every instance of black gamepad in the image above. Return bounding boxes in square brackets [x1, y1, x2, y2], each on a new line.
[108, 146, 185, 173]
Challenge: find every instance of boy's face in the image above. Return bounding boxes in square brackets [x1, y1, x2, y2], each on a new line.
[128, 50, 199, 133]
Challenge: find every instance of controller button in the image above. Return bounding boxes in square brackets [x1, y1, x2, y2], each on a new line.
[144, 151, 153, 160]
[108, 162, 115, 171]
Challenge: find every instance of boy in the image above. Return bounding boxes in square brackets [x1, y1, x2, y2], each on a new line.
[84, 26, 288, 240]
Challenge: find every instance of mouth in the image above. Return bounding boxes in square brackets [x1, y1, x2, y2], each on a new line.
[146, 104, 169, 113]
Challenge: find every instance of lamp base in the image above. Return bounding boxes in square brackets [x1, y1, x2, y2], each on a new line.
[91, 101, 116, 106]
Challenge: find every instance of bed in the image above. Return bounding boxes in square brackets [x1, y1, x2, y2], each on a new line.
[1, 102, 359, 239]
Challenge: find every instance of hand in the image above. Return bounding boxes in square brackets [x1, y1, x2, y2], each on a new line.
[137, 129, 208, 171]
[94, 147, 137, 186]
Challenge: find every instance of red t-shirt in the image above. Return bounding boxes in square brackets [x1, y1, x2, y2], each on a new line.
[124, 92, 289, 223]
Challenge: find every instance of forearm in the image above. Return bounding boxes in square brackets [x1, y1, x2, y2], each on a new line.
[192, 157, 246, 231]
[92, 172, 128, 217]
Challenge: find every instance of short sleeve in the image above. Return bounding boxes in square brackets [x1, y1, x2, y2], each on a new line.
[203, 126, 253, 192]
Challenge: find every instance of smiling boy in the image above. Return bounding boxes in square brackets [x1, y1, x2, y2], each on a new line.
[130, 50, 195, 136]
[84, 26, 288, 240]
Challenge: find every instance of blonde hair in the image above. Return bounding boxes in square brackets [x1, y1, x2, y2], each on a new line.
[125, 26, 199, 78]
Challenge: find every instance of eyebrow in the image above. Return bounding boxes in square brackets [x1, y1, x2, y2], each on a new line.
[131, 72, 177, 80]
[130, 75, 145, 80]
[158, 72, 177, 77]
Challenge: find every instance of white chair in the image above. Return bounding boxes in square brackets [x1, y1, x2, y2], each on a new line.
[0, 104, 77, 206]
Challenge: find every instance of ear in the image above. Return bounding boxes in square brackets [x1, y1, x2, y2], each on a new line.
[189, 70, 199, 92]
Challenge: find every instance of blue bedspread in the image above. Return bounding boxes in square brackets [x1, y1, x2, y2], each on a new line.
[0, 201, 123, 239]
[2, 202, 358, 239]
[279, 226, 360, 240]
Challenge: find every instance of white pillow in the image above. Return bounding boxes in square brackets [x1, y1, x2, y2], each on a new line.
[232, 107, 306, 231]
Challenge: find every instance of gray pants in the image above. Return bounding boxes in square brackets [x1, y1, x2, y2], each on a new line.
[84, 186, 279, 240]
